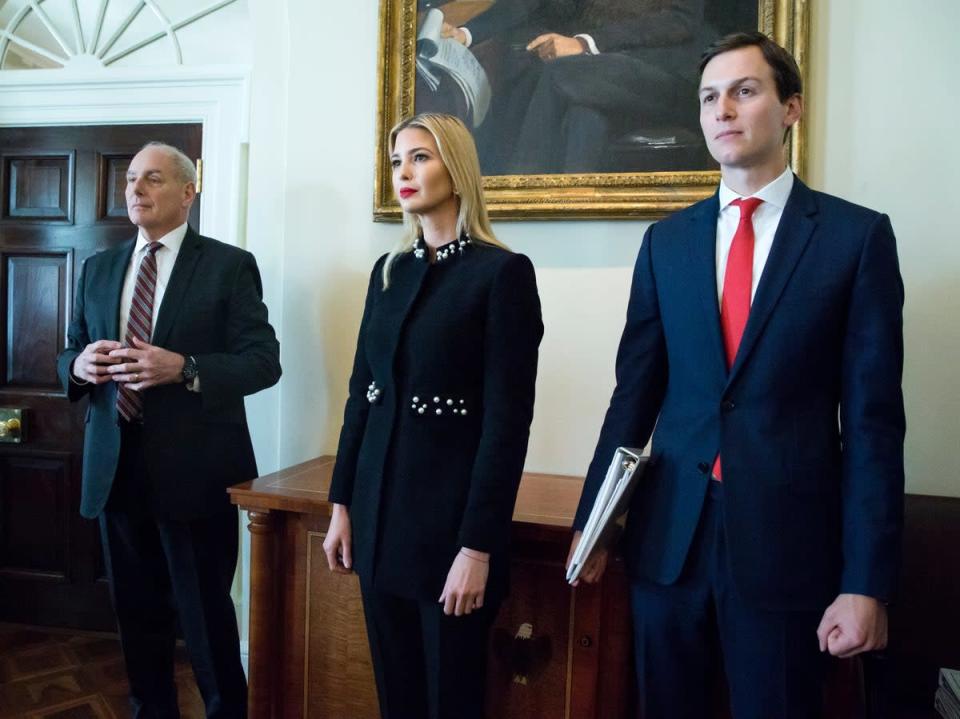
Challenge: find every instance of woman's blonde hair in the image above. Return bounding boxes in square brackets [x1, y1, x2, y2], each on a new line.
[382, 113, 507, 287]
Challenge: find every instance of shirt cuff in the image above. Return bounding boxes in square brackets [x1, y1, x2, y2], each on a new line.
[574, 33, 600, 55]
[69, 359, 90, 385]
[460, 26, 473, 48]
[187, 375, 201, 393]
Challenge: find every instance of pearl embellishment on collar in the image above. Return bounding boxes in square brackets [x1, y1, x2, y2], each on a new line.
[413, 235, 471, 263]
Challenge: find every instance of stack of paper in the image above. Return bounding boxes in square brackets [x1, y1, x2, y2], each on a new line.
[566, 447, 648, 585]
[936, 667, 960, 719]
[416, 8, 492, 128]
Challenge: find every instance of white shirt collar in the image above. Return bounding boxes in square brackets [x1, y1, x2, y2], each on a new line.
[718, 166, 794, 212]
[135, 222, 189, 254]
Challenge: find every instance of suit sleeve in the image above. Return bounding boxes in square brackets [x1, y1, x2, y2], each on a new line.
[467, 0, 697, 52]
[457, 253, 543, 553]
[328, 257, 386, 506]
[587, 0, 697, 53]
[465, 0, 544, 46]
[193, 252, 281, 410]
[57, 258, 93, 402]
[573, 225, 668, 530]
[838, 214, 905, 601]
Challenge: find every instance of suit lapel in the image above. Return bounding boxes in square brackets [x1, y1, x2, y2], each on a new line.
[726, 177, 818, 388]
[152, 227, 202, 347]
[686, 192, 728, 381]
[106, 241, 136, 342]
[374, 252, 429, 380]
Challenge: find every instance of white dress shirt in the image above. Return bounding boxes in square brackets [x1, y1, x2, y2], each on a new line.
[461, 27, 600, 55]
[715, 167, 794, 303]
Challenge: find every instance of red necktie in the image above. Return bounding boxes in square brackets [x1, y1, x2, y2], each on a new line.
[117, 242, 162, 422]
[712, 197, 763, 481]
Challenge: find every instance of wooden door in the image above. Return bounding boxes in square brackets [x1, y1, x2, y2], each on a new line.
[0, 123, 201, 630]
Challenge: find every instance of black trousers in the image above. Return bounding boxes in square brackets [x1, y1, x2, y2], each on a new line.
[476, 51, 685, 174]
[360, 580, 500, 719]
[630, 481, 827, 719]
[99, 420, 247, 719]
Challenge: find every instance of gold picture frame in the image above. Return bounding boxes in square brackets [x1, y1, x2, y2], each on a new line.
[374, 0, 809, 221]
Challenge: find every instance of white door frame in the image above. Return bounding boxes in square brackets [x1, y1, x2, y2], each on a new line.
[0, 65, 250, 248]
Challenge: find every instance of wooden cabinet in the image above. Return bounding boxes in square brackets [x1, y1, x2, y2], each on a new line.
[229, 456, 633, 719]
[230, 458, 960, 719]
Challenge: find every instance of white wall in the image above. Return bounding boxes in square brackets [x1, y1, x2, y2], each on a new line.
[806, 0, 960, 495]
[249, 0, 959, 497]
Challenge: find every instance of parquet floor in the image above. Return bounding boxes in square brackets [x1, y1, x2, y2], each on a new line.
[0, 623, 205, 718]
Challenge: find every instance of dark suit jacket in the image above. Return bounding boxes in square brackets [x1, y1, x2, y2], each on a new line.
[329, 244, 543, 602]
[574, 178, 906, 611]
[57, 227, 281, 521]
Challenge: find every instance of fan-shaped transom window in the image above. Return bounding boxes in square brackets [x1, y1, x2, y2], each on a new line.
[0, 0, 240, 69]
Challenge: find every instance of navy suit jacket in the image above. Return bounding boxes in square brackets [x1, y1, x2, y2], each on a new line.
[574, 178, 905, 611]
[56, 228, 281, 520]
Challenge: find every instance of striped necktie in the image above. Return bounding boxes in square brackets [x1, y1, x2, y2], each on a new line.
[117, 242, 162, 422]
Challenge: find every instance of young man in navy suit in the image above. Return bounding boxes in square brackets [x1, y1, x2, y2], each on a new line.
[569, 32, 905, 717]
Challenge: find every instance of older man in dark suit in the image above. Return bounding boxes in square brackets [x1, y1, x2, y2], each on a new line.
[57, 142, 281, 718]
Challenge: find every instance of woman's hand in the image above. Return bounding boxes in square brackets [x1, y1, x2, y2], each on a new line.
[322, 503, 353, 574]
[439, 547, 489, 616]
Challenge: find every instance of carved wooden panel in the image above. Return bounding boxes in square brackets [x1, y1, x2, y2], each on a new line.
[486, 559, 574, 719]
[97, 154, 133, 220]
[2, 153, 75, 221]
[304, 531, 379, 719]
[0, 455, 68, 579]
[3, 252, 70, 388]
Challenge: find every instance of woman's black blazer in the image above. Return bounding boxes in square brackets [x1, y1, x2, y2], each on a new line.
[329, 241, 543, 601]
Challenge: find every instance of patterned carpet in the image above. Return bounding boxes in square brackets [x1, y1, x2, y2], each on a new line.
[0, 623, 205, 718]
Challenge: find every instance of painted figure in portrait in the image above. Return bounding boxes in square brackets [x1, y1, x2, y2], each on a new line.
[416, 0, 758, 175]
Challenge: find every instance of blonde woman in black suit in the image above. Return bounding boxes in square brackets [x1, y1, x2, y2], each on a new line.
[324, 113, 543, 719]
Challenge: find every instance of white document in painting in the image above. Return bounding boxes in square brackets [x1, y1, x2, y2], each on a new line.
[416, 8, 492, 128]
[566, 447, 649, 585]
[937, 667, 960, 719]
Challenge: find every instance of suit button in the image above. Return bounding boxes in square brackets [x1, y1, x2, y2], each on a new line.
[697, 462, 710, 474]
[721, 400, 735, 412]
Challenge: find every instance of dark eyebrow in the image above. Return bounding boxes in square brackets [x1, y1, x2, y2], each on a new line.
[699, 75, 761, 95]
[390, 147, 433, 160]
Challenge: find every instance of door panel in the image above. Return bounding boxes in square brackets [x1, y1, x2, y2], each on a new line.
[0, 454, 69, 577]
[0, 123, 202, 629]
[6, 252, 69, 387]
[4, 152, 75, 221]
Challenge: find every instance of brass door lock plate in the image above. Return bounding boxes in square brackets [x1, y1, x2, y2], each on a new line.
[0, 409, 23, 443]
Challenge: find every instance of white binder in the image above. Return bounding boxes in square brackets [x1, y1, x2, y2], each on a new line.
[566, 447, 648, 585]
